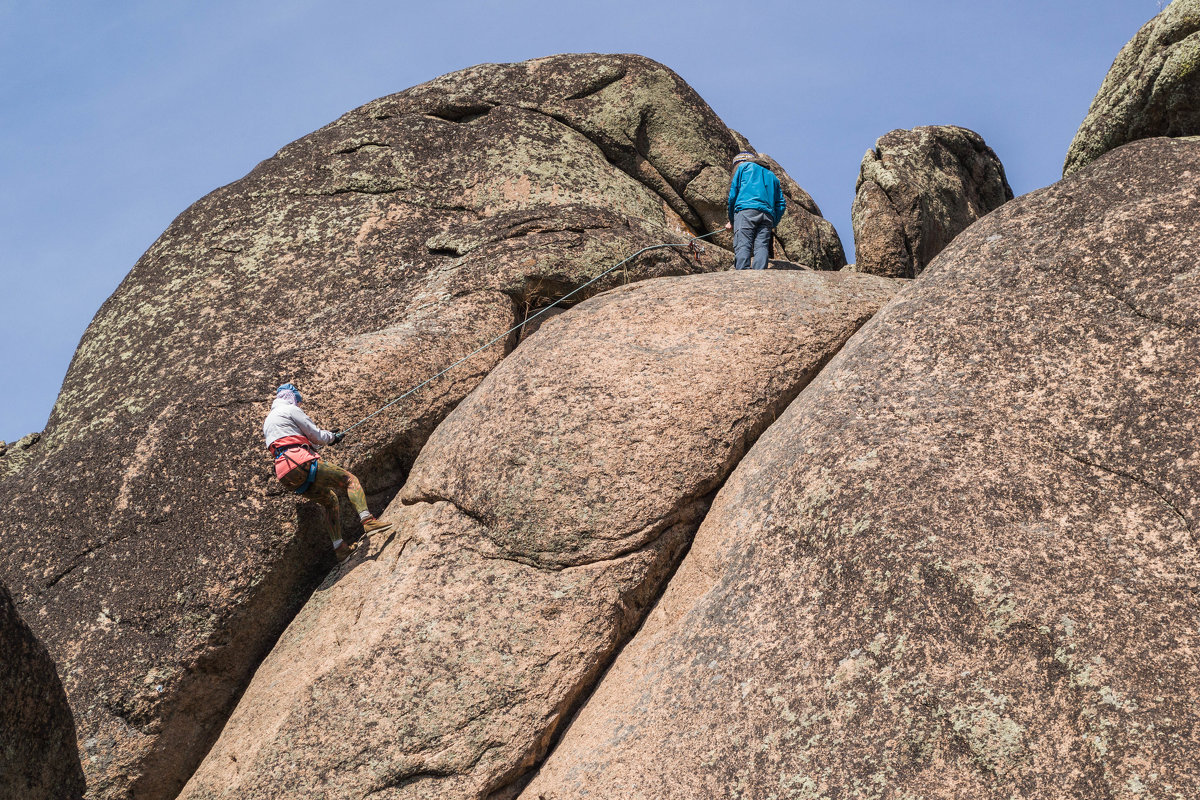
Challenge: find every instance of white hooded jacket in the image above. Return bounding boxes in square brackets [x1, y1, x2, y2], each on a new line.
[262, 396, 336, 450]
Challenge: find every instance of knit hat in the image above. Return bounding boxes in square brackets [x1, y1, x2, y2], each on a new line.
[276, 383, 302, 405]
[732, 151, 757, 166]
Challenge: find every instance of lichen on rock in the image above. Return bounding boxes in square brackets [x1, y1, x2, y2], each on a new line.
[850, 125, 1012, 278]
[1064, 0, 1200, 175]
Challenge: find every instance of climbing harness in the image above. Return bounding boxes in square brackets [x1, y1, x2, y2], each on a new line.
[294, 460, 319, 495]
[340, 229, 721, 435]
[269, 434, 320, 493]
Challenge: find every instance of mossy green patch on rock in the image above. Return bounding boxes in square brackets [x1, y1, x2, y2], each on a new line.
[1065, 0, 1200, 175]
[0, 431, 41, 480]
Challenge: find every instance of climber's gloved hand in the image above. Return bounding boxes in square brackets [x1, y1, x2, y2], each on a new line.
[332, 430, 346, 444]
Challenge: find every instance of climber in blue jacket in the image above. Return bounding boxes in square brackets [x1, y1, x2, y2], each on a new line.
[724, 151, 786, 270]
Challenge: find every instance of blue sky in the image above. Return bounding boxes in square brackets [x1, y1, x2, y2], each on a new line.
[0, 0, 1162, 443]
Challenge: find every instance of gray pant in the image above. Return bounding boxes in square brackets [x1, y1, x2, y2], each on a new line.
[733, 209, 774, 270]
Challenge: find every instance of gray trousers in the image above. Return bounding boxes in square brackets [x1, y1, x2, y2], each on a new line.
[733, 209, 774, 270]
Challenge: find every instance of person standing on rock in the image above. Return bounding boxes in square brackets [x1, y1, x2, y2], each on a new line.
[725, 151, 786, 270]
[263, 383, 393, 562]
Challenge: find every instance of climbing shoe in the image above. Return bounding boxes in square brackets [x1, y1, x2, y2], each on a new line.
[362, 516, 394, 536]
[333, 539, 358, 563]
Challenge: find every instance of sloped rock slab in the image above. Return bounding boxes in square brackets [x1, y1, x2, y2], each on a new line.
[0, 54, 841, 800]
[851, 125, 1011, 278]
[0, 582, 86, 800]
[179, 270, 896, 800]
[524, 138, 1200, 799]
[1065, 0, 1200, 176]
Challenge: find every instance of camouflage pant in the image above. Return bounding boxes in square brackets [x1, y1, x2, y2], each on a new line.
[281, 459, 370, 542]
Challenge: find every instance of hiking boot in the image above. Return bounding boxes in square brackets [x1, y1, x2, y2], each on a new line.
[362, 516, 394, 536]
[333, 539, 357, 563]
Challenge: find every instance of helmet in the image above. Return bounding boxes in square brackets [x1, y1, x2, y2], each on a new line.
[277, 382, 303, 405]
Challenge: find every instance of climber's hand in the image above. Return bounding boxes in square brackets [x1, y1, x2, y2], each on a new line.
[332, 431, 346, 444]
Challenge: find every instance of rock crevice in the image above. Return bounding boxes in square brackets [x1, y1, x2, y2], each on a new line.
[0, 583, 86, 800]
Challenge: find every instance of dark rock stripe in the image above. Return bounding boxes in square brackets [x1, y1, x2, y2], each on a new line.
[1, 582, 86, 800]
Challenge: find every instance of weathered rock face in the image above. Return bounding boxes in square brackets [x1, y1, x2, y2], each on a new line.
[1064, 1, 1200, 176]
[0, 54, 843, 800]
[850, 125, 1012, 278]
[0, 430, 42, 480]
[1, 582, 87, 800]
[396, 57, 845, 270]
[524, 138, 1200, 799]
[178, 270, 896, 800]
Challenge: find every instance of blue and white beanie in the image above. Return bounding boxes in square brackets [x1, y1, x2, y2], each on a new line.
[276, 383, 302, 405]
[732, 151, 757, 166]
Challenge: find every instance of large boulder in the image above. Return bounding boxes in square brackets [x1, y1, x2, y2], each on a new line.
[850, 125, 1012, 278]
[1, 582, 86, 800]
[0, 54, 843, 800]
[524, 138, 1200, 799]
[178, 269, 897, 800]
[1064, 0, 1200, 176]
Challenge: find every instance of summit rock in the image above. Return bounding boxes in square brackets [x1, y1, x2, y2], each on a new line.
[1065, 0, 1200, 175]
[850, 125, 1011, 278]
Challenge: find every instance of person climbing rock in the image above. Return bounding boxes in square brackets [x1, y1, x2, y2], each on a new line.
[724, 150, 786, 270]
[263, 383, 392, 562]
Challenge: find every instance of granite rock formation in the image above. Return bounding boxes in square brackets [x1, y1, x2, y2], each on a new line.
[1065, 0, 1200, 176]
[178, 270, 896, 800]
[0, 54, 842, 800]
[524, 138, 1200, 799]
[0, 582, 86, 800]
[850, 125, 1012, 278]
[0, 431, 42, 480]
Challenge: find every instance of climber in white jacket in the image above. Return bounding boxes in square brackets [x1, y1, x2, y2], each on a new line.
[263, 383, 392, 562]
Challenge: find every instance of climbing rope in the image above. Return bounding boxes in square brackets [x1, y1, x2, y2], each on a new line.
[340, 229, 722, 434]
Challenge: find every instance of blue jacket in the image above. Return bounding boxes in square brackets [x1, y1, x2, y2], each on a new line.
[727, 161, 786, 226]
